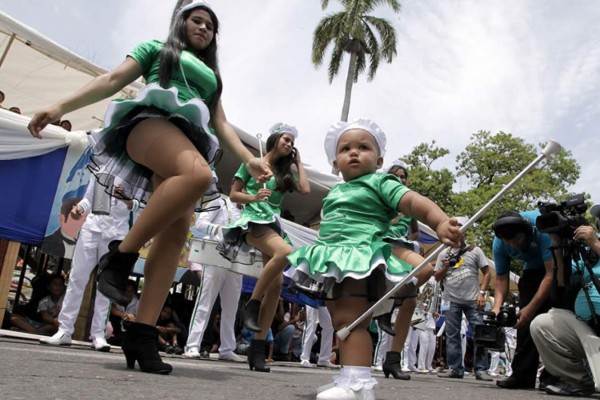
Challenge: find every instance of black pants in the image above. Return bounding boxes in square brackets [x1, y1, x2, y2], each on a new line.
[510, 268, 551, 388]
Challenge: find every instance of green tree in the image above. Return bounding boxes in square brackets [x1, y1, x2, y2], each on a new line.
[312, 0, 400, 121]
[398, 140, 457, 213]
[396, 132, 582, 272]
[454, 131, 580, 257]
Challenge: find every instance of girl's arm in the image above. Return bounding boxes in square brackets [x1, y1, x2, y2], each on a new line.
[211, 100, 271, 182]
[29, 57, 143, 138]
[398, 191, 461, 247]
[293, 148, 311, 195]
[229, 179, 270, 204]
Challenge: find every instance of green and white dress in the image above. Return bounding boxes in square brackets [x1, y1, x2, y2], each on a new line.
[89, 39, 220, 207]
[383, 211, 419, 252]
[218, 163, 288, 263]
[287, 173, 413, 298]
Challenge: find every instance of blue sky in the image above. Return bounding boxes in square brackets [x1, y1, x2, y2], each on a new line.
[2, 0, 600, 204]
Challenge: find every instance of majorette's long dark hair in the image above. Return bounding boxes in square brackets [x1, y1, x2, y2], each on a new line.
[266, 133, 297, 193]
[159, 1, 222, 115]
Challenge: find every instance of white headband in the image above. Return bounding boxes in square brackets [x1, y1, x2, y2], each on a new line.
[324, 118, 387, 166]
[385, 159, 407, 174]
[176, 0, 213, 18]
[269, 122, 298, 139]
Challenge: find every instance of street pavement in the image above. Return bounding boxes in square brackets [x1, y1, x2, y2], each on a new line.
[0, 333, 585, 400]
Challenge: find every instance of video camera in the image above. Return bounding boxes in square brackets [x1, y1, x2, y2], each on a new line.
[473, 304, 517, 351]
[536, 193, 588, 237]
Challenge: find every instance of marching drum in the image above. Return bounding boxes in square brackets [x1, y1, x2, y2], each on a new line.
[188, 238, 263, 278]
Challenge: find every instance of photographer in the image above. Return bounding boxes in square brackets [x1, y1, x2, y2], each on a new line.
[434, 219, 493, 380]
[530, 207, 600, 396]
[491, 210, 554, 390]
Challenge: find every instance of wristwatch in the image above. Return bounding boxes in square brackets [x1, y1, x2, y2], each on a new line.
[479, 290, 486, 296]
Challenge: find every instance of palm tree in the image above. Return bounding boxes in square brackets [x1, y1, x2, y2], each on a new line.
[312, 0, 401, 121]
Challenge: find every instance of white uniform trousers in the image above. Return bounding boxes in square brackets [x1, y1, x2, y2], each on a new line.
[405, 327, 419, 370]
[489, 351, 501, 373]
[186, 264, 242, 356]
[301, 305, 335, 364]
[58, 228, 112, 339]
[417, 328, 436, 371]
[373, 323, 392, 367]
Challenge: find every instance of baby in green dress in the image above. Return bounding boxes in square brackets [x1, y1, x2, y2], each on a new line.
[287, 118, 461, 400]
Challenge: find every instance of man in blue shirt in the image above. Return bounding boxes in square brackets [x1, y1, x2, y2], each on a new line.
[491, 210, 554, 389]
[530, 205, 600, 396]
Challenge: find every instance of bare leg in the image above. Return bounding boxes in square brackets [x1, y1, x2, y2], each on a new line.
[255, 270, 282, 340]
[9, 315, 38, 333]
[119, 118, 212, 253]
[245, 231, 291, 340]
[246, 231, 291, 301]
[137, 199, 194, 325]
[117, 118, 211, 325]
[391, 246, 434, 352]
[328, 278, 372, 367]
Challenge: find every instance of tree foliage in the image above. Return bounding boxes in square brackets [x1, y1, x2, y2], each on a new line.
[393, 131, 582, 259]
[400, 141, 456, 213]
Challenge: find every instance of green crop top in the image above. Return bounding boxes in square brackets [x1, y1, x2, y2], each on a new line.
[128, 39, 218, 103]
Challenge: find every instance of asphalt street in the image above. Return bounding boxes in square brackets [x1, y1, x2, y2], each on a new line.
[0, 333, 586, 400]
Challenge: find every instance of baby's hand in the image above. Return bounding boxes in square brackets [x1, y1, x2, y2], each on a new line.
[436, 218, 462, 247]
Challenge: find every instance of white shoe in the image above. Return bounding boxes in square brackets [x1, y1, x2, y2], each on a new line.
[317, 360, 341, 369]
[417, 368, 429, 374]
[316, 386, 355, 400]
[372, 365, 383, 372]
[183, 347, 201, 359]
[218, 352, 245, 362]
[300, 359, 315, 368]
[92, 337, 111, 352]
[40, 330, 71, 346]
[316, 386, 374, 400]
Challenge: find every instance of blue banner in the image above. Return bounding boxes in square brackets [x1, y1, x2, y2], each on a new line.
[0, 148, 66, 244]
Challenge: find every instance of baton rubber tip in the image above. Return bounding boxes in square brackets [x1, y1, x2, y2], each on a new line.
[542, 140, 561, 157]
[336, 327, 351, 341]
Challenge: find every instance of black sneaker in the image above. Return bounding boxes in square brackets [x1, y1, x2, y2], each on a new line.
[545, 380, 596, 397]
[496, 376, 533, 389]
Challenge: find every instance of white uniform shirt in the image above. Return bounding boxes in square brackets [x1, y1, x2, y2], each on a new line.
[195, 196, 241, 241]
[77, 178, 136, 240]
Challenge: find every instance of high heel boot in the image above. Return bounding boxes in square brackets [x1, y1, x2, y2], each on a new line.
[375, 311, 395, 336]
[97, 240, 139, 306]
[382, 351, 410, 380]
[122, 322, 173, 374]
[242, 299, 262, 332]
[248, 339, 270, 373]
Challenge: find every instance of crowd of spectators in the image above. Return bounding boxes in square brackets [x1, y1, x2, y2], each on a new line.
[1, 89, 72, 130]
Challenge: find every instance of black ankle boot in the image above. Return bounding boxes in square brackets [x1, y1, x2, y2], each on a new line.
[242, 299, 262, 332]
[248, 339, 270, 373]
[122, 322, 172, 374]
[97, 240, 138, 306]
[375, 312, 395, 336]
[382, 351, 410, 380]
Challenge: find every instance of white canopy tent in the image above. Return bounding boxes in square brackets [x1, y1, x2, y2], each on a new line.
[0, 10, 143, 131]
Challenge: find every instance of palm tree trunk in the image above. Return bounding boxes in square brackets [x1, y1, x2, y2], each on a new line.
[340, 52, 357, 122]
